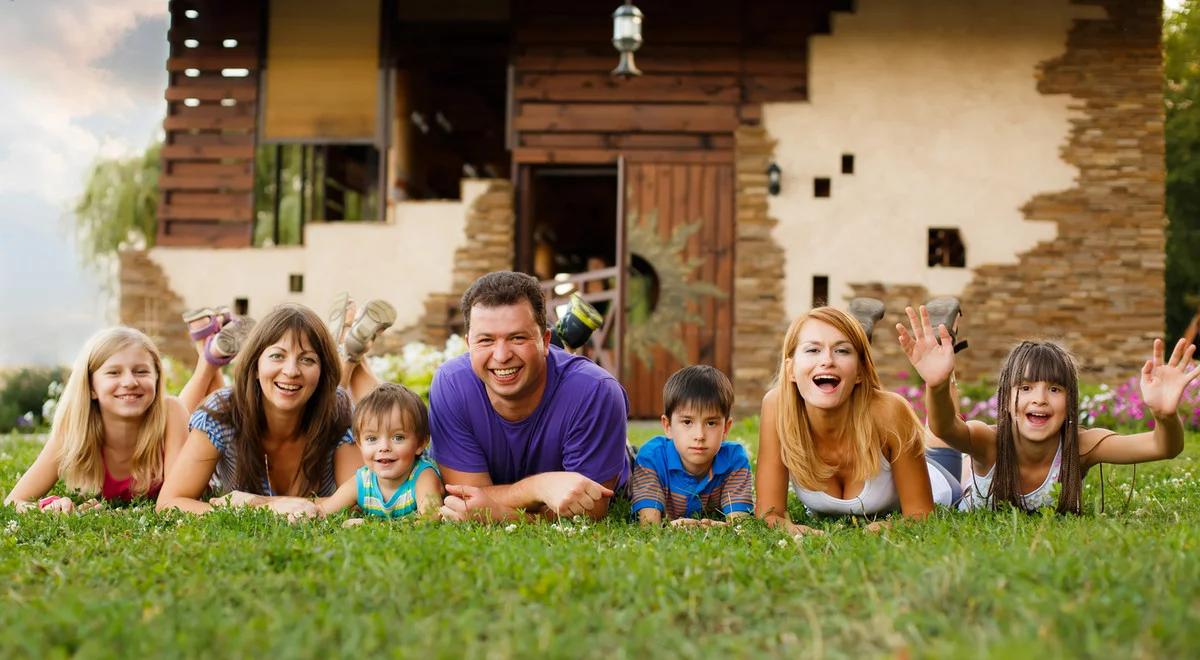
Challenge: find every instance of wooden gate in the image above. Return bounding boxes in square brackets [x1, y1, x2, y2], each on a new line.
[621, 159, 735, 419]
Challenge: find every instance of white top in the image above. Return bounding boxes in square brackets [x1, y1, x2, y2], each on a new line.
[959, 442, 1062, 511]
[791, 454, 954, 516]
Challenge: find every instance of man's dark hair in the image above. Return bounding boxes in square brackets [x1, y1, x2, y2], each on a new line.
[662, 365, 734, 419]
[460, 271, 548, 333]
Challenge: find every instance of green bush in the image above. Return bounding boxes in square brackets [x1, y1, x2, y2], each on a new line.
[0, 368, 67, 433]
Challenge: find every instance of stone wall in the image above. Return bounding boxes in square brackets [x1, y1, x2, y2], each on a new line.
[118, 250, 194, 367]
[732, 126, 790, 418]
[853, 0, 1165, 386]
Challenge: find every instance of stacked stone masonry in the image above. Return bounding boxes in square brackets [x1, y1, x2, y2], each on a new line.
[852, 0, 1165, 387]
[733, 126, 790, 418]
[118, 250, 194, 367]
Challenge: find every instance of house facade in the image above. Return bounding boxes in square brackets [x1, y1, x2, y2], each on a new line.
[124, 0, 1165, 417]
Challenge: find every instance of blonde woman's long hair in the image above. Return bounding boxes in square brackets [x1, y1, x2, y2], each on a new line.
[53, 327, 168, 495]
[774, 307, 921, 490]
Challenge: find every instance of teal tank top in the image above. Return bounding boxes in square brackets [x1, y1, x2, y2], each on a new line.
[355, 455, 439, 519]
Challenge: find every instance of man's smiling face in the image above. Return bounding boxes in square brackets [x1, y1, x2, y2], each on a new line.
[467, 301, 551, 416]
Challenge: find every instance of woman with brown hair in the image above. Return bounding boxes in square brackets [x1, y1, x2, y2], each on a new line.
[755, 307, 956, 536]
[157, 304, 362, 516]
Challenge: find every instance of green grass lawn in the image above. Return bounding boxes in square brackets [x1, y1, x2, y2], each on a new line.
[1, 429, 1198, 658]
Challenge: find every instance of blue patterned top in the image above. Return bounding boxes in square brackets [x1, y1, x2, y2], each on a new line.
[355, 455, 440, 519]
[189, 388, 355, 497]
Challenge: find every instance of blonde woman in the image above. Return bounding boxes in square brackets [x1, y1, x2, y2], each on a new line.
[755, 307, 956, 536]
[4, 327, 189, 512]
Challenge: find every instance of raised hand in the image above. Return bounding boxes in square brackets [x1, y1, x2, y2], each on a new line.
[1140, 338, 1200, 419]
[896, 305, 956, 388]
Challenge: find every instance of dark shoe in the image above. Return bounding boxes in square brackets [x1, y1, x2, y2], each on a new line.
[925, 297, 968, 353]
[848, 298, 886, 342]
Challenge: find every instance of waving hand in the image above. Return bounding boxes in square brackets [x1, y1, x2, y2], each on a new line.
[896, 305, 956, 388]
[1140, 338, 1200, 419]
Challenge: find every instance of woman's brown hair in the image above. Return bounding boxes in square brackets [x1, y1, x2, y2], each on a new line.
[205, 304, 349, 495]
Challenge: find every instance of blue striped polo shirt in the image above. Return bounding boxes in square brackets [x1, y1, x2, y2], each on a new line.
[631, 436, 754, 520]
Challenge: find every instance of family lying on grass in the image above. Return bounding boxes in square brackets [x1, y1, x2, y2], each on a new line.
[5, 271, 1199, 533]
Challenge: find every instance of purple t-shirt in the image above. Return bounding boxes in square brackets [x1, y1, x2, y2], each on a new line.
[429, 346, 630, 489]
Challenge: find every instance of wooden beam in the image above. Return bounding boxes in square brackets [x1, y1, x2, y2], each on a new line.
[161, 143, 255, 160]
[158, 173, 254, 192]
[514, 73, 740, 103]
[163, 115, 256, 131]
[165, 85, 257, 102]
[158, 204, 253, 222]
[514, 103, 740, 134]
[167, 54, 257, 71]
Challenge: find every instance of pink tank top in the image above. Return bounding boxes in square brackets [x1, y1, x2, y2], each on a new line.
[101, 453, 163, 502]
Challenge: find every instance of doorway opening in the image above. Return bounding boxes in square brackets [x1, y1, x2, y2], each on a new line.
[525, 166, 618, 282]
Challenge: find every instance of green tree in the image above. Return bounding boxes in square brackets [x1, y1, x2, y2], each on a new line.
[1165, 3, 1200, 339]
[73, 141, 161, 265]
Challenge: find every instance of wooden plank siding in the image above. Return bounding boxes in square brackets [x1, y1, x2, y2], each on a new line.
[623, 161, 736, 418]
[509, 0, 850, 166]
[157, 0, 262, 247]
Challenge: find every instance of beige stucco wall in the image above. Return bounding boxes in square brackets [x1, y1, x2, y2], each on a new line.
[147, 179, 491, 328]
[764, 0, 1106, 317]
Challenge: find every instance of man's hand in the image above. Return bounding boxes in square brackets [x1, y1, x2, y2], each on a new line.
[534, 472, 614, 517]
[440, 483, 503, 522]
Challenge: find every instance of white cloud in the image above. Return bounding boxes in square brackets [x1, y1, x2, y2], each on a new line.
[0, 0, 167, 207]
[0, 1, 169, 366]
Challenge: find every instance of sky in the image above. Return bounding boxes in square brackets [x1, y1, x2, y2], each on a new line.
[0, 1, 168, 367]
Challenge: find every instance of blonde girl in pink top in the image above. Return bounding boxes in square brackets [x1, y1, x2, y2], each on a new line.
[4, 327, 188, 512]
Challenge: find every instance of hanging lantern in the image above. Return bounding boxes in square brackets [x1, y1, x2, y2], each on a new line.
[611, 1, 644, 78]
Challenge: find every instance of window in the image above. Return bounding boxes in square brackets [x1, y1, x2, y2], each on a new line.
[928, 228, 966, 268]
[841, 154, 854, 174]
[253, 144, 382, 247]
[812, 275, 829, 307]
[288, 274, 304, 293]
[814, 178, 831, 198]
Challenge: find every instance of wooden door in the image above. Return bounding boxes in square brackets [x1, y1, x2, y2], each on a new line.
[621, 160, 735, 418]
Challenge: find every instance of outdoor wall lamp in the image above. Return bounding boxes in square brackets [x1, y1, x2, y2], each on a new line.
[767, 162, 782, 196]
[612, 1, 644, 78]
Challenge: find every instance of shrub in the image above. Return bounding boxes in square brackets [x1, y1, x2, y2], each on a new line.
[368, 335, 468, 401]
[0, 367, 68, 433]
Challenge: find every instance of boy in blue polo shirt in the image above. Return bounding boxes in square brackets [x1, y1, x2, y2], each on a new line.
[632, 365, 753, 526]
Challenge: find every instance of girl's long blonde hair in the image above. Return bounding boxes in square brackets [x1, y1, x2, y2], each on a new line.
[54, 327, 168, 495]
[775, 307, 921, 490]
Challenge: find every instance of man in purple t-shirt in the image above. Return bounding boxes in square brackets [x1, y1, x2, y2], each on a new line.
[431, 271, 630, 521]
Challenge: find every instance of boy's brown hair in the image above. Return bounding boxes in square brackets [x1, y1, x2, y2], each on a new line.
[662, 365, 734, 419]
[353, 383, 430, 447]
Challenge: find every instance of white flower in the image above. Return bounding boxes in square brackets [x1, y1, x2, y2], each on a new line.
[5, 520, 17, 534]
[504, 524, 517, 533]
[777, 538, 788, 548]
